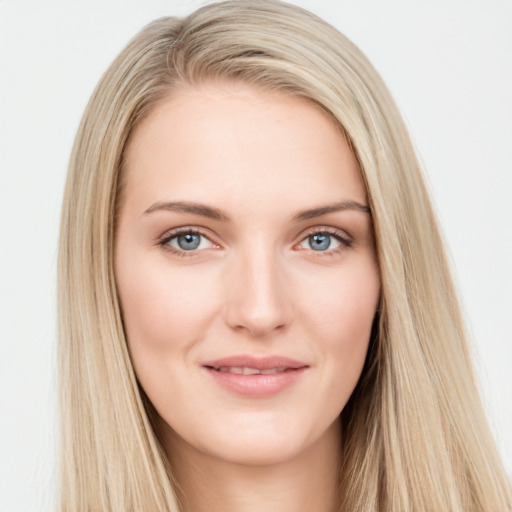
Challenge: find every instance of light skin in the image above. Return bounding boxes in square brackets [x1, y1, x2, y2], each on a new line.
[115, 82, 380, 512]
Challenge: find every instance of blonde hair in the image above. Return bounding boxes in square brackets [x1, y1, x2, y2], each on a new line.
[58, 1, 511, 510]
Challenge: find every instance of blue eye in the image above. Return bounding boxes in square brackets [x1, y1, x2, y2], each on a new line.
[298, 231, 344, 252]
[176, 233, 201, 250]
[165, 231, 214, 252]
[308, 233, 332, 251]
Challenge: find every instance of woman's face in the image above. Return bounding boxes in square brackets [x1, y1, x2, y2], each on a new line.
[115, 82, 380, 466]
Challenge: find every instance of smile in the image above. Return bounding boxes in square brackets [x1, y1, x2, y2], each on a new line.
[209, 366, 294, 375]
[202, 355, 309, 398]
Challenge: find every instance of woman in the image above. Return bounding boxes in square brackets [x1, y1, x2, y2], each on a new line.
[58, 1, 512, 510]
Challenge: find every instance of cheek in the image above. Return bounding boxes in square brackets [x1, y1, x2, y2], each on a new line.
[300, 259, 379, 391]
[115, 256, 225, 419]
[305, 259, 379, 340]
[115, 253, 220, 370]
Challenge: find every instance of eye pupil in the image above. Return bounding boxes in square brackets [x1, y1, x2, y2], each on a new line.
[309, 233, 331, 251]
[177, 233, 201, 250]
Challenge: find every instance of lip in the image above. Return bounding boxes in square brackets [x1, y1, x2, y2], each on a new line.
[202, 355, 309, 398]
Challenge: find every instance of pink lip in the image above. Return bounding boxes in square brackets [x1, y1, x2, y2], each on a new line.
[202, 355, 309, 398]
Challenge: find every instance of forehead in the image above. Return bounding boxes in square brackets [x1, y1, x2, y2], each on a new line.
[121, 82, 366, 215]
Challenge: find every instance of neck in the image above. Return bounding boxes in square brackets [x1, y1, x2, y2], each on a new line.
[163, 420, 342, 512]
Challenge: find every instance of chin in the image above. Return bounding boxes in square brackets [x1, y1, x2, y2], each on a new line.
[204, 434, 307, 467]
[170, 411, 340, 468]
[201, 440, 301, 466]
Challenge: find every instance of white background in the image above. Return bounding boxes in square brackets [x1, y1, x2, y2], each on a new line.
[0, 0, 510, 510]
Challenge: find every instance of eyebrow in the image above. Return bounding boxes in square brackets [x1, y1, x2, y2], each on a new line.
[292, 201, 371, 221]
[144, 201, 230, 221]
[143, 199, 370, 221]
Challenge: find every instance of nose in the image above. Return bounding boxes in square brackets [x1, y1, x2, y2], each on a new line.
[223, 244, 292, 337]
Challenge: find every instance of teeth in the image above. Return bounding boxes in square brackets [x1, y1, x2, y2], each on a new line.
[260, 368, 280, 374]
[214, 366, 288, 375]
[243, 367, 260, 375]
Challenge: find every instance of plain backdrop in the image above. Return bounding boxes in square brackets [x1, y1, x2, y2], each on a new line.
[0, 0, 511, 510]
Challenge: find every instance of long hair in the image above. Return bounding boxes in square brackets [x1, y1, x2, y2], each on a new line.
[58, 1, 511, 510]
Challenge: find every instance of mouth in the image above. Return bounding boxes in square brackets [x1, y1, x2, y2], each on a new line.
[206, 366, 298, 375]
[202, 355, 309, 397]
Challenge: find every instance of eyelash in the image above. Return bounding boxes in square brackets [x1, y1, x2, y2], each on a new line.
[158, 228, 216, 258]
[298, 227, 353, 254]
[157, 226, 353, 257]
